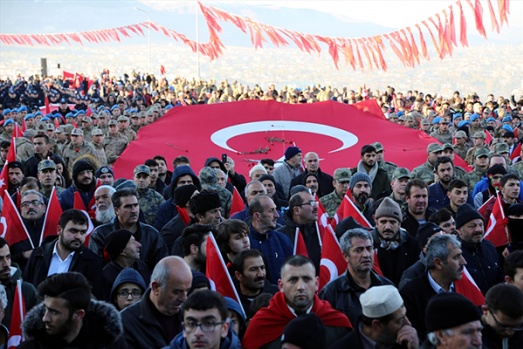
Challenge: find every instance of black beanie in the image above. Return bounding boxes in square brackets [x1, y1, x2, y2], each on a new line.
[189, 191, 221, 215]
[416, 223, 443, 250]
[104, 229, 133, 260]
[455, 204, 483, 229]
[73, 160, 94, 179]
[487, 164, 507, 177]
[425, 293, 481, 332]
[258, 174, 276, 186]
[281, 313, 326, 349]
[174, 184, 198, 208]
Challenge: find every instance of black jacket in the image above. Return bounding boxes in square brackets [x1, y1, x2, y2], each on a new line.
[0, 265, 38, 329]
[24, 239, 104, 299]
[401, 207, 436, 238]
[319, 270, 393, 325]
[400, 272, 437, 340]
[330, 320, 407, 349]
[459, 238, 503, 295]
[19, 300, 126, 349]
[90, 218, 168, 271]
[289, 168, 334, 198]
[11, 216, 45, 272]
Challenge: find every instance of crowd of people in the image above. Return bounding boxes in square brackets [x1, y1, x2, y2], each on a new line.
[0, 70, 522, 348]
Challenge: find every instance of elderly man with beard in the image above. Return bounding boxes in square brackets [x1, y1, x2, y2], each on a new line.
[24, 209, 104, 299]
[351, 145, 391, 200]
[90, 188, 168, 271]
[102, 229, 150, 301]
[277, 191, 322, 273]
[10, 190, 47, 272]
[400, 234, 466, 340]
[454, 204, 503, 294]
[371, 197, 420, 286]
[37, 160, 65, 200]
[58, 160, 96, 212]
[93, 185, 116, 226]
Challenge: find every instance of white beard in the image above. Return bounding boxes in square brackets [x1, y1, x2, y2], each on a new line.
[95, 204, 115, 224]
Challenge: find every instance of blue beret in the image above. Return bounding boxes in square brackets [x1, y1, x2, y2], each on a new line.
[24, 114, 35, 121]
[432, 117, 441, 125]
[3, 119, 14, 126]
[41, 117, 50, 122]
[486, 117, 497, 123]
[34, 111, 42, 116]
[2, 109, 11, 116]
[453, 113, 463, 121]
[502, 124, 513, 132]
[502, 116, 513, 123]
[110, 105, 119, 110]
[65, 112, 75, 118]
[397, 111, 405, 117]
[17, 106, 27, 112]
[458, 120, 470, 127]
[470, 113, 480, 121]
[76, 110, 85, 115]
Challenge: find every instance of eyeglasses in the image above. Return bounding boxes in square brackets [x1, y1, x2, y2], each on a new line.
[116, 290, 143, 298]
[183, 320, 225, 333]
[21, 200, 43, 208]
[298, 200, 318, 207]
[489, 309, 523, 331]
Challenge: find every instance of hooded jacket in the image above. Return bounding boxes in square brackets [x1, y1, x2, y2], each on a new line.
[204, 157, 247, 196]
[19, 300, 125, 349]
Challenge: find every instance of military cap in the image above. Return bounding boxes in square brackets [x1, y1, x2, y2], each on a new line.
[38, 159, 56, 172]
[117, 115, 129, 122]
[71, 128, 84, 136]
[472, 131, 486, 139]
[494, 142, 510, 154]
[474, 148, 490, 158]
[427, 143, 443, 154]
[334, 168, 352, 182]
[453, 130, 467, 138]
[91, 128, 103, 136]
[442, 143, 454, 151]
[134, 164, 150, 176]
[392, 167, 411, 180]
[108, 119, 118, 126]
[372, 142, 384, 152]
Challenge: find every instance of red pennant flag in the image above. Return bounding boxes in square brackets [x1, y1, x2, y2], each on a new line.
[486, 0, 500, 33]
[510, 143, 521, 161]
[72, 192, 95, 245]
[13, 123, 23, 138]
[477, 194, 496, 220]
[334, 195, 372, 229]
[485, 129, 493, 145]
[455, 266, 485, 306]
[319, 226, 347, 291]
[205, 234, 246, 318]
[458, 0, 469, 47]
[293, 228, 309, 257]
[44, 94, 51, 114]
[484, 192, 509, 247]
[372, 250, 384, 276]
[7, 279, 25, 349]
[160, 65, 166, 75]
[40, 187, 62, 244]
[229, 186, 244, 217]
[2, 192, 33, 248]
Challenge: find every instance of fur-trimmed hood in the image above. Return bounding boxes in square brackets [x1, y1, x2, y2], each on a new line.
[22, 299, 123, 348]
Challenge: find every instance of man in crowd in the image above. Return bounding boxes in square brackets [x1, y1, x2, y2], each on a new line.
[232, 249, 278, 318]
[61, 128, 96, 174]
[19, 272, 124, 348]
[424, 293, 483, 349]
[465, 131, 488, 165]
[370, 197, 420, 286]
[400, 234, 466, 339]
[320, 228, 393, 325]
[37, 159, 65, 199]
[144, 158, 166, 195]
[90, 128, 107, 166]
[428, 156, 460, 211]
[104, 119, 128, 166]
[329, 285, 419, 349]
[121, 256, 192, 349]
[504, 250, 523, 292]
[481, 284, 523, 348]
[95, 165, 115, 186]
[180, 224, 212, 272]
[401, 179, 434, 237]
[337, 172, 375, 234]
[463, 148, 489, 191]
[372, 142, 398, 181]
[320, 168, 352, 218]
[411, 143, 442, 184]
[445, 179, 470, 216]
[351, 145, 390, 200]
[133, 164, 166, 226]
[247, 194, 292, 284]
[24, 133, 63, 178]
[272, 146, 302, 198]
[388, 167, 411, 206]
[7, 161, 25, 195]
[90, 188, 168, 270]
[290, 152, 334, 198]
[242, 255, 352, 348]
[58, 160, 96, 211]
[24, 209, 104, 299]
[430, 117, 452, 144]
[93, 185, 116, 226]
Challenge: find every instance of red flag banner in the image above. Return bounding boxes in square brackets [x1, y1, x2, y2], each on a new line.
[477, 194, 496, 220]
[7, 279, 25, 349]
[334, 195, 372, 229]
[484, 192, 509, 247]
[455, 266, 485, 306]
[319, 226, 346, 291]
[293, 228, 309, 257]
[229, 186, 245, 217]
[205, 234, 246, 318]
[2, 192, 33, 248]
[112, 100, 469, 180]
[40, 187, 62, 244]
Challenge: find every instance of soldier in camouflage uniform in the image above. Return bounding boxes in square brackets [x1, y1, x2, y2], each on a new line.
[430, 117, 453, 144]
[441, 143, 467, 180]
[80, 116, 94, 141]
[16, 130, 36, 162]
[130, 113, 142, 133]
[133, 165, 166, 226]
[0, 119, 15, 142]
[372, 142, 398, 181]
[37, 159, 66, 199]
[198, 166, 232, 219]
[452, 130, 470, 161]
[117, 115, 137, 142]
[465, 131, 488, 165]
[388, 167, 411, 208]
[103, 119, 128, 165]
[463, 148, 490, 191]
[90, 128, 107, 166]
[411, 143, 442, 184]
[96, 111, 110, 135]
[62, 128, 97, 174]
[494, 142, 513, 166]
[320, 168, 351, 218]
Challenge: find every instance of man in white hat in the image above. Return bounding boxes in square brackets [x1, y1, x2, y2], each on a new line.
[330, 285, 419, 349]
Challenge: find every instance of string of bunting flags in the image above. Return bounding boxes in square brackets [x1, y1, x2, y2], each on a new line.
[0, 0, 511, 71]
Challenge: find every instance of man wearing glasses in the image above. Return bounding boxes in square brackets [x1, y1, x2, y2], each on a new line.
[277, 191, 321, 274]
[481, 284, 523, 348]
[165, 290, 241, 349]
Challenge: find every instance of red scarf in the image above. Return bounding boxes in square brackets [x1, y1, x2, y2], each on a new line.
[176, 206, 191, 225]
[242, 292, 352, 349]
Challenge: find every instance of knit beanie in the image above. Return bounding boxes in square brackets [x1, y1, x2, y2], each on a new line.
[72, 160, 94, 179]
[249, 164, 267, 178]
[455, 204, 483, 229]
[258, 174, 276, 186]
[189, 191, 221, 215]
[104, 229, 133, 260]
[425, 293, 482, 332]
[284, 146, 302, 160]
[375, 197, 402, 221]
[281, 313, 326, 349]
[487, 164, 507, 177]
[349, 172, 372, 191]
[416, 223, 443, 250]
[174, 184, 198, 208]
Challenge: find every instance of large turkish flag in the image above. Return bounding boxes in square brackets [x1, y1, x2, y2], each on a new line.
[112, 100, 468, 179]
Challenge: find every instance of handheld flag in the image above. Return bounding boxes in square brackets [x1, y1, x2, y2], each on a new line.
[7, 279, 25, 349]
[319, 226, 346, 291]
